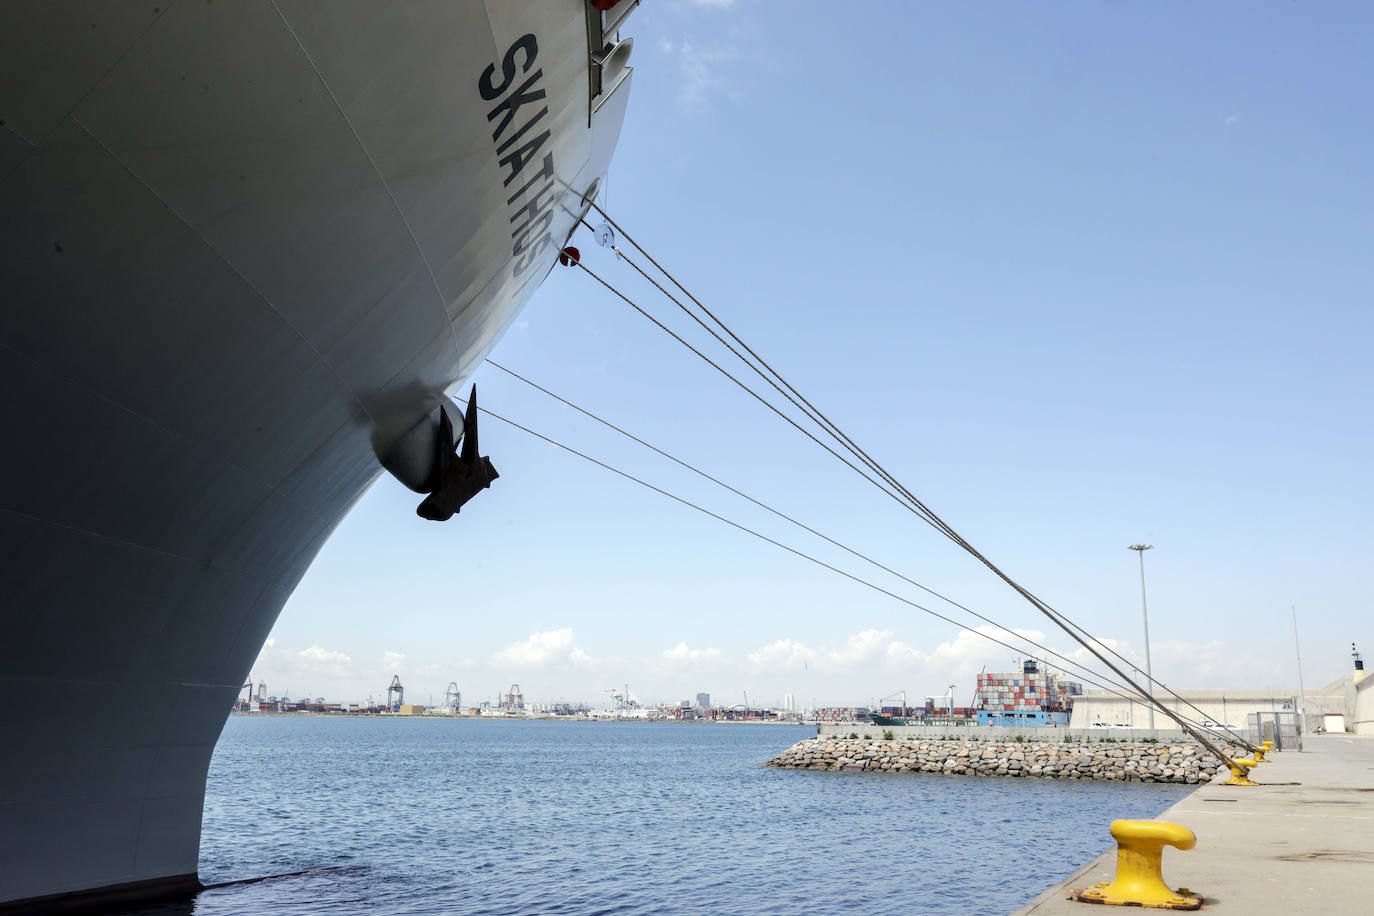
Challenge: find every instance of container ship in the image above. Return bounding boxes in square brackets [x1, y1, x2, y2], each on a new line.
[972, 659, 1081, 727]
[0, 1, 637, 909]
[869, 661, 1083, 727]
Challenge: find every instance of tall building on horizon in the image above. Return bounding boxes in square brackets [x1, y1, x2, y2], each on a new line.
[696, 692, 710, 708]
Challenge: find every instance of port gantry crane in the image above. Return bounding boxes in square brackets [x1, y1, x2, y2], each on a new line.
[925, 684, 957, 719]
[443, 682, 461, 712]
[387, 675, 404, 712]
[606, 684, 641, 711]
[875, 690, 908, 715]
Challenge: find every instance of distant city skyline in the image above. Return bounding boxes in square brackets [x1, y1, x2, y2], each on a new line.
[248, 618, 1334, 710]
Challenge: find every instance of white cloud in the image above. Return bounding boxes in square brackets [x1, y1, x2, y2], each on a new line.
[748, 638, 815, 670]
[1224, 114, 1240, 126]
[493, 628, 587, 667]
[289, 645, 353, 679]
[381, 650, 406, 669]
[887, 640, 921, 663]
[661, 641, 723, 662]
[300, 646, 351, 665]
[827, 628, 893, 666]
[929, 625, 1047, 664]
[675, 40, 741, 114]
[1062, 634, 1130, 664]
[1147, 638, 1288, 687]
[747, 629, 937, 676]
[248, 639, 359, 697]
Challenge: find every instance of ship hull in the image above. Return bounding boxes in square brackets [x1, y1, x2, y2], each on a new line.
[0, 1, 632, 907]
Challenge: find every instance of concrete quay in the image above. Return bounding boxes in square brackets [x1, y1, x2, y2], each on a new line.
[1011, 734, 1374, 914]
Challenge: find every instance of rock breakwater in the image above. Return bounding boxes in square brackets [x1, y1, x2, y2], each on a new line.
[767, 738, 1237, 783]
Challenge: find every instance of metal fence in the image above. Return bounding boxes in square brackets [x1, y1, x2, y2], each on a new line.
[1247, 711, 1303, 751]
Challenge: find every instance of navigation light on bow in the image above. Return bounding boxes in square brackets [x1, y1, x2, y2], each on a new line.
[416, 385, 499, 521]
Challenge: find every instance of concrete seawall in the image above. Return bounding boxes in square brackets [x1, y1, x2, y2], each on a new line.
[767, 737, 1239, 783]
[816, 724, 1203, 743]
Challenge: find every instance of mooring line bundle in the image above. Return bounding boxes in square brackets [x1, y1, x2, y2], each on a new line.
[480, 362, 1160, 711]
[476, 205, 1258, 764]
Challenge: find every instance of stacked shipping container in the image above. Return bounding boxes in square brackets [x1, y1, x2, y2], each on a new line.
[975, 660, 1081, 713]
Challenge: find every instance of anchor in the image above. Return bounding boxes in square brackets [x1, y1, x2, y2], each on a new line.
[416, 384, 498, 521]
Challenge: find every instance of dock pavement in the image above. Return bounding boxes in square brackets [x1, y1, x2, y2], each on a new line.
[1011, 734, 1374, 914]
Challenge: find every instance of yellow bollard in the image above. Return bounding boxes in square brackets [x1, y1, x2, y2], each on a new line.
[1075, 820, 1201, 910]
[1262, 740, 1275, 754]
[1223, 758, 1259, 786]
[1252, 747, 1267, 763]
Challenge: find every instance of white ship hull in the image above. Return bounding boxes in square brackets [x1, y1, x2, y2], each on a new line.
[0, 1, 633, 908]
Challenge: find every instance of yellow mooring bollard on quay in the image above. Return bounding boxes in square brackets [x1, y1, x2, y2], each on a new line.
[1223, 758, 1259, 786]
[1074, 820, 1201, 911]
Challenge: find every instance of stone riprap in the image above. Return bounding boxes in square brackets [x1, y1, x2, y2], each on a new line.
[766, 738, 1241, 783]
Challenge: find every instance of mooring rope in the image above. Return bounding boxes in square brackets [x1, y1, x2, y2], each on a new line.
[557, 207, 1257, 760]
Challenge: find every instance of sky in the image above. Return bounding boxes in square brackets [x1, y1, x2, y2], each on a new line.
[253, 1, 1373, 711]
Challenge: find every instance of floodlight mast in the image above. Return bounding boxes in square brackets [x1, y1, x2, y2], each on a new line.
[1291, 606, 1306, 718]
[1128, 544, 1155, 730]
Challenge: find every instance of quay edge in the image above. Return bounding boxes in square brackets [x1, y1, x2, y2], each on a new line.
[1010, 734, 1374, 914]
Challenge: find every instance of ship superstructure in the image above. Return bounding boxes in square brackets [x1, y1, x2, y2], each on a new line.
[0, 1, 636, 908]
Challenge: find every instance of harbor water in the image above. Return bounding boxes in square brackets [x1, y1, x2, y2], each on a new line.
[136, 718, 1194, 915]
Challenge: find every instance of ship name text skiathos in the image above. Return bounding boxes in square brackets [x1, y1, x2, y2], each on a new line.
[480, 33, 560, 276]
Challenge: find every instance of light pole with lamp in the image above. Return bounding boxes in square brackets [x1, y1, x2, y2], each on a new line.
[1128, 544, 1156, 730]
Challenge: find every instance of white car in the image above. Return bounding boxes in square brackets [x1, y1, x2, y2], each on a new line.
[1200, 720, 1241, 731]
